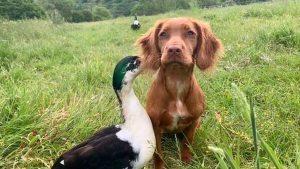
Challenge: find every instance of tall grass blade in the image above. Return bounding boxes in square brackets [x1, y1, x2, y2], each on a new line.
[249, 97, 260, 169]
[257, 134, 284, 169]
[297, 142, 300, 168]
[232, 84, 285, 169]
[224, 151, 239, 169]
[236, 139, 241, 168]
[231, 83, 251, 122]
[208, 146, 228, 169]
[215, 153, 229, 169]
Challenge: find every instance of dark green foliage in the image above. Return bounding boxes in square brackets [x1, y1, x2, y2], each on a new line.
[38, 0, 192, 21]
[244, 8, 273, 18]
[50, 10, 65, 24]
[49, 0, 74, 22]
[1, 1, 300, 168]
[271, 27, 300, 50]
[131, 0, 190, 16]
[35, 0, 74, 22]
[255, 27, 300, 51]
[93, 5, 112, 21]
[106, 0, 138, 17]
[72, 11, 84, 23]
[195, 0, 219, 8]
[1, 0, 275, 22]
[0, 0, 46, 20]
[194, 0, 272, 8]
[81, 10, 93, 22]
[71, 7, 111, 22]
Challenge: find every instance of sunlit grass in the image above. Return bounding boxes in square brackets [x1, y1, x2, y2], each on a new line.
[1, 0, 300, 168]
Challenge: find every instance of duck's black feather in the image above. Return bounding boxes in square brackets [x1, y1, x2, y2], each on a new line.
[131, 23, 140, 30]
[52, 126, 138, 169]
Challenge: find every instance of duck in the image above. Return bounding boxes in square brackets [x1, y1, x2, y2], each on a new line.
[131, 15, 141, 30]
[52, 56, 156, 169]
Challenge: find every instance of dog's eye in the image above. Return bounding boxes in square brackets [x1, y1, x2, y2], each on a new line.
[159, 32, 166, 37]
[187, 31, 195, 36]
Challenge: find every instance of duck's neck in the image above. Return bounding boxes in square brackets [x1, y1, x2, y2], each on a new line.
[119, 84, 150, 128]
[117, 83, 155, 149]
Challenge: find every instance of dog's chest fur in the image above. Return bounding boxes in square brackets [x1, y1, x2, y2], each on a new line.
[160, 98, 193, 133]
[158, 72, 193, 133]
[168, 100, 189, 130]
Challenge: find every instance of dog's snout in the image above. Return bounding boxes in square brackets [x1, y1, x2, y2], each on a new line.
[167, 45, 182, 56]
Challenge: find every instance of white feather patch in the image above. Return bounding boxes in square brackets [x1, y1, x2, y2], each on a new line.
[116, 128, 141, 153]
[133, 20, 139, 25]
[60, 160, 65, 165]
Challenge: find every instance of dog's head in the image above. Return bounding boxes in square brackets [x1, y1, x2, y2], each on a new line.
[135, 17, 223, 71]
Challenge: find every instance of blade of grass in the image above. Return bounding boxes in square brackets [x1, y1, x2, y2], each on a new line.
[297, 142, 300, 168]
[231, 83, 251, 122]
[216, 153, 229, 169]
[224, 150, 239, 169]
[208, 146, 229, 169]
[236, 139, 241, 168]
[257, 134, 284, 169]
[249, 97, 260, 169]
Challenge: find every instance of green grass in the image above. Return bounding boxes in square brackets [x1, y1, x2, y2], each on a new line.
[1, 0, 300, 168]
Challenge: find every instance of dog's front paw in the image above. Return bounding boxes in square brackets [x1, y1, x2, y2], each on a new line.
[154, 154, 165, 169]
[181, 151, 192, 164]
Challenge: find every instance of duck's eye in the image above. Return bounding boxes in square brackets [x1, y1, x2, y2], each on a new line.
[159, 32, 166, 37]
[187, 31, 195, 36]
[126, 59, 141, 71]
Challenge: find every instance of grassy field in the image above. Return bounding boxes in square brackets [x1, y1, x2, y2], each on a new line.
[1, 0, 300, 168]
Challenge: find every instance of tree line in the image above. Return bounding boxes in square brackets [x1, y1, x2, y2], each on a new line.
[0, 0, 270, 23]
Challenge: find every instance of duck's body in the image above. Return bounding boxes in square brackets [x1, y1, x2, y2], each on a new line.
[131, 15, 140, 30]
[52, 56, 155, 169]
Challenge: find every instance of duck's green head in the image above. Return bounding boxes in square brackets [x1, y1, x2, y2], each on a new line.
[113, 56, 141, 92]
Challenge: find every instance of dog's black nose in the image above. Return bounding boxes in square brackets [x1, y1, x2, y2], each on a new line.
[167, 45, 182, 56]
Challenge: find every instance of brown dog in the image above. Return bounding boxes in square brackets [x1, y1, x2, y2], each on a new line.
[135, 17, 223, 168]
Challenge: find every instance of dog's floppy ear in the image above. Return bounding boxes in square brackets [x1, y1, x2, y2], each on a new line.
[135, 20, 165, 71]
[192, 19, 223, 71]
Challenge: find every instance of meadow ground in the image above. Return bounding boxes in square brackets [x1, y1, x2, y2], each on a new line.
[0, 0, 300, 168]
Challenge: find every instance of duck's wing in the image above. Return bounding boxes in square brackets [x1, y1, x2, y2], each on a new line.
[56, 125, 121, 155]
[52, 126, 138, 169]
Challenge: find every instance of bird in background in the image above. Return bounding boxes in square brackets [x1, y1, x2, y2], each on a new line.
[131, 15, 141, 30]
[51, 56, 156, 169]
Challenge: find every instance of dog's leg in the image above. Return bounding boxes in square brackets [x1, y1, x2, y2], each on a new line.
[180, 119, 201, 164]
[153, 126, 165, 169]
